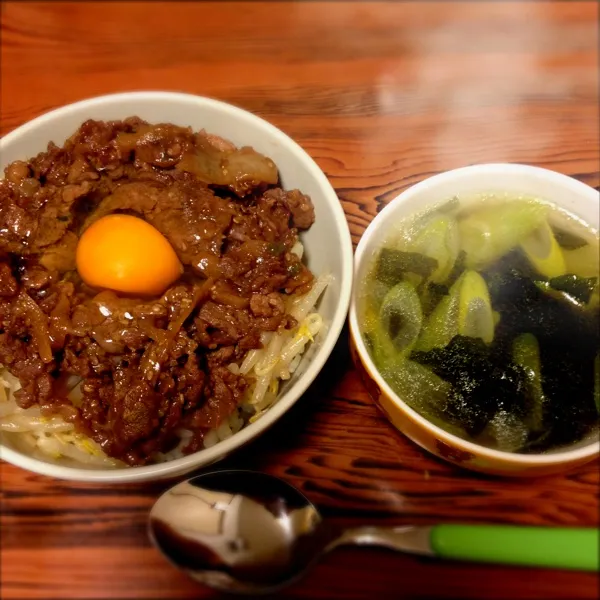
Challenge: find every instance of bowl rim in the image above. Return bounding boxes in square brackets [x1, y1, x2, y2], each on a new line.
[349, 162, 600, 466]
[0, 91, 354, 482]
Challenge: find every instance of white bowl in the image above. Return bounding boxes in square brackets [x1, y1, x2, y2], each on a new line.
[349, 164, 600, 476]
[0, 92, 353, 482]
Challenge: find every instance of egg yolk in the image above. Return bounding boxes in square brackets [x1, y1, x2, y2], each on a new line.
[76, 214, 183, 296]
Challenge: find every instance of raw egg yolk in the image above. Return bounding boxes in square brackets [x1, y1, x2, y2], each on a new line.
[76, 214, 183, 296]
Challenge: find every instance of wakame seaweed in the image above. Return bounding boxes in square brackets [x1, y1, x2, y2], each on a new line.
[412, 336, 527, 435]
[548, 274, 598, 304]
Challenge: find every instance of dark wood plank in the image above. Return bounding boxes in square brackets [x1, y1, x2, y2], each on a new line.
[1, 1, 598, 599]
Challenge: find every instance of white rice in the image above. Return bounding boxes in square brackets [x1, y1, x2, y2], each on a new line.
[0, 273, 330, 468]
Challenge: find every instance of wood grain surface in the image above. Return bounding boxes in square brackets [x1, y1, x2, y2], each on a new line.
[1, 2, 599, 599]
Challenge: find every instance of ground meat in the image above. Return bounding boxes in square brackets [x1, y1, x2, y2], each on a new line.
[0, 118, 317, 465]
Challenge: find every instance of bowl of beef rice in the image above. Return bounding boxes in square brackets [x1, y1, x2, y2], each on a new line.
[0, 92, 353, 482]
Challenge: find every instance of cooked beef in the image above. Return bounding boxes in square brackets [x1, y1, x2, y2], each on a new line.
[185, 366, 248, 430]
[0, 118, 317, 465]
[176, 134, 279, 197]
[0, 175, 92, 255]
[0, 262, 18, 297]
[250, 292, 285, 318]
[38, 232, 78, 273]
[115, 123, 196, 168]
[263, 188, 315, 230]
[0, 329, 55, 409]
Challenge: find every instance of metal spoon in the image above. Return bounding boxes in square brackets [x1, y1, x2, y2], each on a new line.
[148, 470, 599, 594]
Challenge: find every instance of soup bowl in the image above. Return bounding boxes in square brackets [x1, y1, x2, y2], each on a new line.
[0, 92, 353, 482]
[349, 163, 599, 477]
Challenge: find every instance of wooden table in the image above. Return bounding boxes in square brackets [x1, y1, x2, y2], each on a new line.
[1, 2, 598, 598]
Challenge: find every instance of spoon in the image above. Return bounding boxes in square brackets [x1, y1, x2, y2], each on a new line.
[148, 470, 599, 594]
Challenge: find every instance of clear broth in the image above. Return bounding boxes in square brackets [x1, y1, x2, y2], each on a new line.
[360, 195, 599, 454]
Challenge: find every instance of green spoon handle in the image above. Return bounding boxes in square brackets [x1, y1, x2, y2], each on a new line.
[430, 525, 599, 571]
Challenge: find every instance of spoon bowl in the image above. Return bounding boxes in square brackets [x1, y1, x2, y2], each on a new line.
[149, 471, 334, 593]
